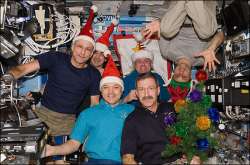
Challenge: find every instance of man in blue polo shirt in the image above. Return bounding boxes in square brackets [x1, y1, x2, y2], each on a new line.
[42, 50, 134, 164]
[122, 46, 170, 105]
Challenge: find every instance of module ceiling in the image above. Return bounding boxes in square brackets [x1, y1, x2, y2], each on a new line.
[64, 0, 169, 18]
[64, 0, 233, 18]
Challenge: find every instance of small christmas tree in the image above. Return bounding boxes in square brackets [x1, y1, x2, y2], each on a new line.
[162, 70, 220, 162]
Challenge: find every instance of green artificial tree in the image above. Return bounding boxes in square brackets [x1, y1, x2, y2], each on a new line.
[162, 70, 220, 162]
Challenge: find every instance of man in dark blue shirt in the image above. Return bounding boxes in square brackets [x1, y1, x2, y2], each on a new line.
[1, 5, 101, 164]
[121, 72, 201, 164]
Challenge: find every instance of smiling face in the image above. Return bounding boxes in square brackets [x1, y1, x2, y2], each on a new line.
[134, 57, 152, 74]
[101, 82, 123, 106]
[136, 76, 160, 111]
[91, 51, 106, 68]
[71, 39, 94, 68]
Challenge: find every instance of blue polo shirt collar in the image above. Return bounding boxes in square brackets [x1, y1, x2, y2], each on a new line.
[100, 99, 122, 110]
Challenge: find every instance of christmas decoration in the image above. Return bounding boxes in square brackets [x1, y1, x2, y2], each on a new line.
[162, 70, 219, 162]
[208, 107, 220, 123]
[100, 50, 123, 90]
[175, 123, 188, 137]
[164, 112, 176, 126]
[168, 80, 191, 103]
[189, 89, 202, 102]
[170, 135, 182, 145]
[196, 116, 211, 131]
[201, 95, 212, 108]
[174, 99, 187, 113]
[197, 139, 209, 151]
[195, 70, 208, 82]
[72, 5, 97, 47]
[131, 43, 153, 62]
[96, 19, 119, 53]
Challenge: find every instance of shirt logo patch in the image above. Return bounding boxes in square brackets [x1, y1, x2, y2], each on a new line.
[121, 112, 128, 119]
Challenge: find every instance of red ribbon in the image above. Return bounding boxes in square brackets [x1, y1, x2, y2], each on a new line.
[168, 86, 189, 103]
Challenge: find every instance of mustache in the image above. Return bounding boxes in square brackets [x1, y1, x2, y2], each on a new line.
[142, 96, 153, 100]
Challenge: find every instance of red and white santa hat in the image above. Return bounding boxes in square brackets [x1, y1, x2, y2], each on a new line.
[72, 5, 98, 48]
[131, 43, 154, 62]
[96, 19, 119, 54]
[100, 49, 124, 91]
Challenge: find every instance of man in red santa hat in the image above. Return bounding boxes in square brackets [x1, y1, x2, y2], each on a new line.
[42, 49, 134, 164]
[90, 18, 119, 75]
[1, 5, 100, 164]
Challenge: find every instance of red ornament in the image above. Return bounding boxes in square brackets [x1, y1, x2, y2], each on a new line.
[195, 70, 208, 82]
[170, 135, 182, 145]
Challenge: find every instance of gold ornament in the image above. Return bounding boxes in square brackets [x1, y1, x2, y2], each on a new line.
[196, 116, 211, 131]
[174, 99, 187, 113]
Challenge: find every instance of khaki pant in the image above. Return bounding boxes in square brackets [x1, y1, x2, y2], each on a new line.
[34, 106, 76, 136]
[160, 0, 218, 39]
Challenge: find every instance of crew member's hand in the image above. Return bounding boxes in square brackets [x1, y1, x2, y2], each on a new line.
[122, 154, 137, 165]
[190, 155, 201, 165]
[179, 155, 201, 165]
[26, 92, 34, 100]
[41, 144, 53, 158]
[123, 90, 137, 103]
[194, 48, 220, 72]
[141, 20, 161, 40]
[25, 91, 42, 105]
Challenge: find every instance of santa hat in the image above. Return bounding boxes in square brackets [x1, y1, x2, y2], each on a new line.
[168, 79, 191, 103]
[131, 43, 154, 62]
[96, 19, 119, 54]
[72, 5, 98, 48]
[100, 50, 124, 90]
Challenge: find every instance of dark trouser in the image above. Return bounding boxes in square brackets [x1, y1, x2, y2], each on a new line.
[82, 158, 121, 165]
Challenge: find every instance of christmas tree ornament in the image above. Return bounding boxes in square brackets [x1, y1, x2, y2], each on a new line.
[164, 112, 176, 126]
[196, 116, 211, 131]
[195, 70, 208, 82]
[189, 89, 202, 102]
[208, 107, 220, 123]
[174, 99, 187, 113]
[197, 138, 209, 150]
[170, 135, 182, 145]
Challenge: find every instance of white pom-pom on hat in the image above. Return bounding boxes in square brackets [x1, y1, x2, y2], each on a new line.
[104, 49, 111, 57]
[91, 5, 98, 13]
